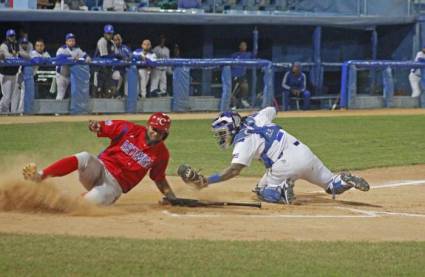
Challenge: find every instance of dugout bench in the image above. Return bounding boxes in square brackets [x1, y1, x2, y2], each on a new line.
[292, 95, 338, 110]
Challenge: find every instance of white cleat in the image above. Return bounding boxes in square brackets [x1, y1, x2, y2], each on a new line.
[22, 163, 43, 183]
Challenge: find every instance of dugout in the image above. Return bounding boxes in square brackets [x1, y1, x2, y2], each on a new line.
[0, 0, 423, 112]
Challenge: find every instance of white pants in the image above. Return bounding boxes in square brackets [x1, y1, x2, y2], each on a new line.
[56, 73, 70, 100]
[75, 152, 122, 206]
[258, 138, 334, 190]
[409, 72, 422, 98]
[150, 69, 167, 95]
[112, 70, 128, 96]
[103, 0, 125, 11]
[0, 74, 19, 113]
[138, 69, 151, 98]
[17, 81, 25, 113]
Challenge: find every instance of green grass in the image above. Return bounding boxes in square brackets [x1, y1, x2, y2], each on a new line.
[0, 115, 424, 175]
[1, 233, 425, 276]
[1, 115, 425, 275]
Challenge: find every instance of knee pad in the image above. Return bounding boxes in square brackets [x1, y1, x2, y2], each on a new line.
[75, 151, 92, 169]
[256, 181, 295, 204]
[258, 185, 283, 203]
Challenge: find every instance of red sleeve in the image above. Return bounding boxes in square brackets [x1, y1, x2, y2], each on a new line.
[149, 147, 169, 182]
[97, 120, 134, 141]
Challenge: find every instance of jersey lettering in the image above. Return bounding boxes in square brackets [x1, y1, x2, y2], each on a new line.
[121, 140, 152, 168]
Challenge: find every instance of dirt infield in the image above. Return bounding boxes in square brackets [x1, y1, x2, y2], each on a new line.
[1, 108, 425, 125]
[0, 164, 424, 241]
[1, 109, 424, 241]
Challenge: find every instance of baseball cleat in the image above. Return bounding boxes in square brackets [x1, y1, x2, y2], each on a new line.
[22, 163, 43, 183]
[340, 171, 370, 192]
[281, 179, 296, 204]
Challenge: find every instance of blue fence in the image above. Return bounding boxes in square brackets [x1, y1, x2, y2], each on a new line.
[0, 57, 273, 114]
[340, 60, 425, 108]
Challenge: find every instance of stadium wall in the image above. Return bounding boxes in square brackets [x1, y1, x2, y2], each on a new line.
[0, 4, 424, 110]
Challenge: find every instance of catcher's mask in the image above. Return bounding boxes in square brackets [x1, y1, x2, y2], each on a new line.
[211, 111, 242, 150]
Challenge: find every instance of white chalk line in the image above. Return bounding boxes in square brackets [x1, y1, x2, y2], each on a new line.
[370, 180, 425, 189]
[338, 207, 425, 218]
[162, 210, 372, 218]
[310, 179, 425, 194]
[161, 180, 425, 220]
[162, 207, 425, 219]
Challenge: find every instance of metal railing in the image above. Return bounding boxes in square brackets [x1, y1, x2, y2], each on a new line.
[0, 57, 273, 114]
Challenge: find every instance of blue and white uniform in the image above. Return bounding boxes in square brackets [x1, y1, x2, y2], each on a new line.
[282, 71, 311, 110]
[231, 107, 338, 198]
[0, 39, 19, 113]
[113, 44, 131, 96]
[55, 45, 88, 100]
[150, 44, 170, 96]
[132, 49, 156, 98]
[409, 50, 425, 98]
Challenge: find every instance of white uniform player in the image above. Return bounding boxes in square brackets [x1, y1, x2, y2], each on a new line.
[0, 29, 19, 113]
[409, 49, 425, 98]
[133, 39, 157, 98]
[203, 107, 369, 204]
[150, 36, 170, 96]
[55, 33, 90, 100]
[16, 41, 52, 113]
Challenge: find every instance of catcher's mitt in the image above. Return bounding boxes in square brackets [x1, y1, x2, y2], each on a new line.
[177, 164, 207, 189]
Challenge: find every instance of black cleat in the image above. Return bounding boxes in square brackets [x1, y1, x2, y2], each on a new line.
[340, 171, 370, 192]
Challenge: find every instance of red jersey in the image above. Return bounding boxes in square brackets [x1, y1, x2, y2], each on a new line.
[96, 120, 169, 193]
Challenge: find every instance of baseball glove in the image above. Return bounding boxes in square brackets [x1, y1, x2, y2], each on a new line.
[177, 164, 207, 189]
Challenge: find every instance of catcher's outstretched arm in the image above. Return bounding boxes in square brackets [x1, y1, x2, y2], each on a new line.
[207, 163, 246, 185]
[177, 163, 246, 190]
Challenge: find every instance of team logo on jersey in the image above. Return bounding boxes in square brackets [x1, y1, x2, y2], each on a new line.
[121, 140, 152, 168]
[105, 120, 113, 126]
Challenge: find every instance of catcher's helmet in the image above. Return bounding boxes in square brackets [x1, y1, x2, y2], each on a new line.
[148, 112, 171, 134]
[211, 111, 242, 149]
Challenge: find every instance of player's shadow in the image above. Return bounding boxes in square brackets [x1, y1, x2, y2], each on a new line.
[293, 193, 382, 208]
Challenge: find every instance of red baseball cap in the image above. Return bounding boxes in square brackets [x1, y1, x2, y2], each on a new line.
[148, 112, 171, 133]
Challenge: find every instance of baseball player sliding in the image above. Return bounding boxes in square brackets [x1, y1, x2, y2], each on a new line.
[178, 107, 370, 204]
[22, 112, 176, 205]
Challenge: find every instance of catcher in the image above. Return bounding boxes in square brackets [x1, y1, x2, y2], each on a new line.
[22, 112, 176, 205]
[178, 107, 370, 204]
